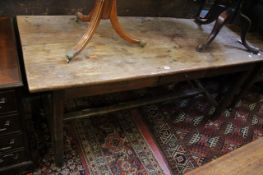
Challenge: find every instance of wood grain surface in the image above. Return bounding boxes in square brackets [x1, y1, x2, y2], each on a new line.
[186, 138, 263, 175]
[17, 16, 263, 93]
[0, 17, 22, 89]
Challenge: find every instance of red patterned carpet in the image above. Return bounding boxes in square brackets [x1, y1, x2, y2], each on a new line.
[32, 85, 263, 175]
[33, 110, 168, 175]
[72, 112, 165, 175]
[139, 87, 263, 174]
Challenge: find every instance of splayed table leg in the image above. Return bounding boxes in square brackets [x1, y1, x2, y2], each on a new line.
[197, 8, 233, 52]
[195, 0, 227, 25]
[66, 0, 145, 63]
[195, 0, 260, 54]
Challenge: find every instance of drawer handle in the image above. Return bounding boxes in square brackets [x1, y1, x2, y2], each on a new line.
[0, 146, 12, 151]
[4, 120, 10, 126]
[10, 139, 15, 144]
[2, 153, 18, 160]
[0, 138, 16, 151]
[0, 138, 15, 151]
[0, 98, 6, 109]
[0, 120, 10, 132]
[0, 128, 7, 132]
[0, 97, 6, 104]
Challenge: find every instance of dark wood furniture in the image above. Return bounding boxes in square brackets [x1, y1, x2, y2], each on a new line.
[195, 0, 260, 54]
[0, 17, 32, 174]
[186, 138, 263, 175]
[17, 16, 263, 166]
[230, 63, 263, 107]
[252, 0, 263, 31]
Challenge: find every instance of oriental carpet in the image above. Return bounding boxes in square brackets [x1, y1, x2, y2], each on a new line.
[139, 86, 263, 174]
[32, 85, 263, 175]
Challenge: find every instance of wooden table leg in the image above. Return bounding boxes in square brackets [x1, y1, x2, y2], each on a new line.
[51, 91, 65, 167]
[211, 70, 252, 119]
[66, 0, 105, 63]
[195, 0, 226, 25]
[197, 8, 233, 52]
[230, 65, 262, 108]
[66, 0, 144, 63]
[239, 12, 260, 54]
[196, 0, 260, 53]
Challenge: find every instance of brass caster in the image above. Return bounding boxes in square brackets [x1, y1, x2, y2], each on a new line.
[65, 50, 75, 63]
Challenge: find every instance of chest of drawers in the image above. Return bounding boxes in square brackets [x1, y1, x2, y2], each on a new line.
[0, 17, 32, 174]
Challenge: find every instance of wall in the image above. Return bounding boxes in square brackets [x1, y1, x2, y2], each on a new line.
[0, 0, 199, 18]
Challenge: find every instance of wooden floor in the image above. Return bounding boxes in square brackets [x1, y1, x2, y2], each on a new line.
[186, 137, 263, 175]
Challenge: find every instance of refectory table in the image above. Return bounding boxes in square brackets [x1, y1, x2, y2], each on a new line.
[17, 16, 263, 166]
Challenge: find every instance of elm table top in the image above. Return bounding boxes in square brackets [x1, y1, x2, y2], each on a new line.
[17, 16, 263, 93]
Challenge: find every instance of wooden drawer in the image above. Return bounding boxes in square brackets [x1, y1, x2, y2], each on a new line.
[0, 91, 17, 115]
[0, 115, 20, 135]
[0, 149, 26, 168]
[0, 133, 24, 153]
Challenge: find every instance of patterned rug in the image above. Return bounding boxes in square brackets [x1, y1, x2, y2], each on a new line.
[31, 84, 263, 175]
[31, 121, 86, 175]
[139, 86, 263, 174]
[32, 110, 167, 175]
[72, 112, 165, 175]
